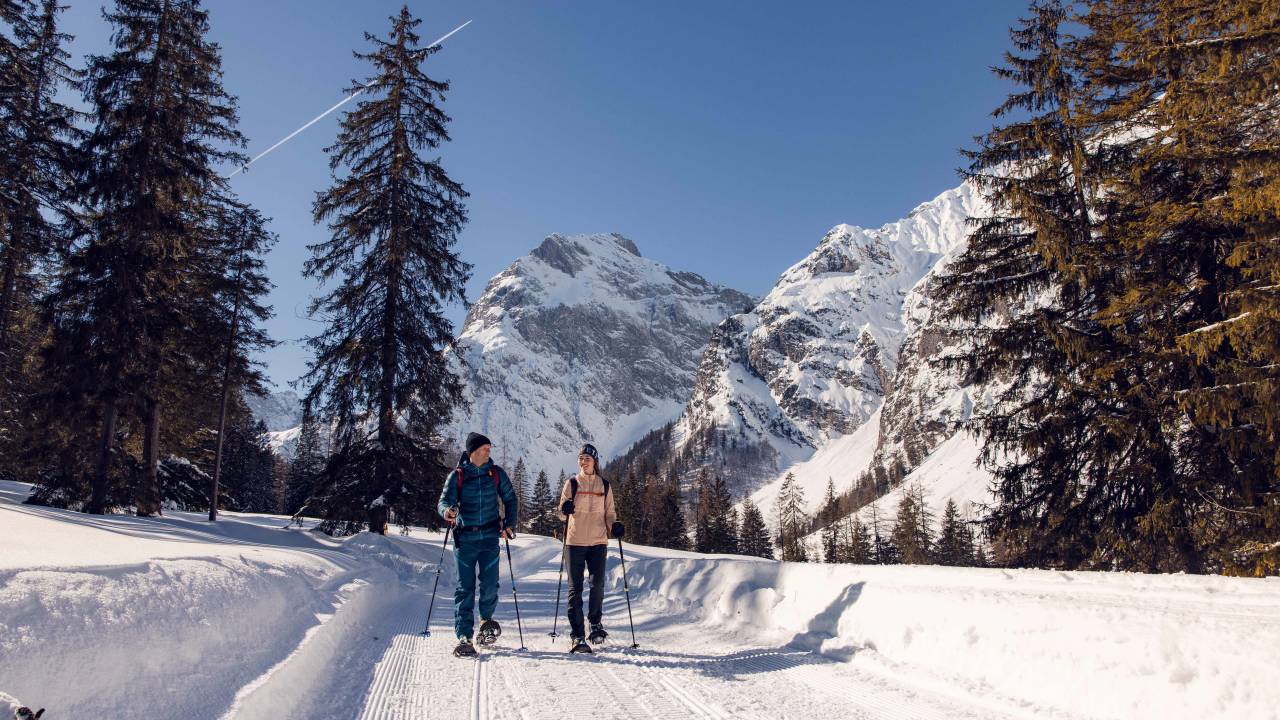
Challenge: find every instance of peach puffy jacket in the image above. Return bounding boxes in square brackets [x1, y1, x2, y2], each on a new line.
[557, 472, 617, 547]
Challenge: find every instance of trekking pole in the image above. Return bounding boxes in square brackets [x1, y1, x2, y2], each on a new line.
[422, 522, 454, 636]
[504, 536, 527, 650]
[616, 537, 639, 649]
[549, 521, 570, 640]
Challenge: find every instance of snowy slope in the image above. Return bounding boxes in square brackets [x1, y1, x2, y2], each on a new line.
[3, 479, 1277, 720]
[745, 407, 881, 522]
[674, 183, 987, 494]
[853, 430, 993, 530]
[443, 233, 754, 479]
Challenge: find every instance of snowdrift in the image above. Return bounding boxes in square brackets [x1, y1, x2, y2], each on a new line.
[620, 553, 1280, 720]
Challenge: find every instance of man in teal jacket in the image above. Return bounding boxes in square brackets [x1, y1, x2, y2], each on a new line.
[437, 432, 518, 657]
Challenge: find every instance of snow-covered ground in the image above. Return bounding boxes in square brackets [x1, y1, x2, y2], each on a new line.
[2, 479, 1277, 720]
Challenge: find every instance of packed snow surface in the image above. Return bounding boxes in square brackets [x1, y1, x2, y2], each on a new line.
[2, 480, 1277, 720]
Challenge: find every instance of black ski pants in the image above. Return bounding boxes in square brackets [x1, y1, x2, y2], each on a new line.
[566, 543, 607, 638]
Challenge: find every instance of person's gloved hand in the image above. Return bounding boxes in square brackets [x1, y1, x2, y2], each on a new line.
[444, 506, 458, 523]
[561, 499, 575, 515]
[611, 521, 625, 539]
[501, 526, 516, 540]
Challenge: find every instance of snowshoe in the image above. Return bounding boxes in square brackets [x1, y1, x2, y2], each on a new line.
[588, 624, 608, 644]
[453, 637, 478, 658]
[569, 636, 593, 654]
[478, 619, 502, 646]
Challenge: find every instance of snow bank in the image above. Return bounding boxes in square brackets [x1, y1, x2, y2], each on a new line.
[619, 555, 1280, 720]
[0, 482, 417, 719]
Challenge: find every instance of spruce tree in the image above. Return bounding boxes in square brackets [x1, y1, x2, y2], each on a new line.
[870, 504, 898, 564]
[37, 0, 249, 515]
[300, 7, 469, 535]
[205, 202, 277, 520]
[285, 410, 326, 518]
[820, 478, 840, 563]
[934, 0, 1137, 569]
[529, 469, 555, 537]
[0, 0, 80, 482]
[936, 499, 972, 566]
[737, 497, 773, 559]
[848, 517, 873, 565]
[511, 457, 528, 530]
[776, 472, 808, 562]
[220, 418, 276, 513]
[614, 468, 648, 544]
[1078, 0, 1280, 574]
[646, 471, 688, 551]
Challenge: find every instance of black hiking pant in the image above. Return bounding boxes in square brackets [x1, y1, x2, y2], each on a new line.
[567, 543, 607, 638]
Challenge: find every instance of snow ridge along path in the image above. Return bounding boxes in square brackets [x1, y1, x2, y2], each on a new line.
[2, 480, 1277, 720]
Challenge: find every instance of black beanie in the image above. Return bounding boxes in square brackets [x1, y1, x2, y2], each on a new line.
[579, 443, 599, 461]
[466, 432, 492, 454]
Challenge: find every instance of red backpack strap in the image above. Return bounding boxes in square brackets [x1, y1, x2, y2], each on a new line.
[489, 467, 499, 490]
[455, 467, 464, 497]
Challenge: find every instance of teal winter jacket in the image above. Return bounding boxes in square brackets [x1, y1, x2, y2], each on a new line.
[438, 453, 518, 530]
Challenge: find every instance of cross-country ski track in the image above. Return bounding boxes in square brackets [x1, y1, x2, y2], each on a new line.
[3, 480, 1277, 720]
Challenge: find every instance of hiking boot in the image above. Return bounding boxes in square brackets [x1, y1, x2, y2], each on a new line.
[569, 635, 593, 654]
[588, 623, 608, 644]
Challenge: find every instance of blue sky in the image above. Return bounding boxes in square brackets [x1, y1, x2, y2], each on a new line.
[57, 1, 1028, 390]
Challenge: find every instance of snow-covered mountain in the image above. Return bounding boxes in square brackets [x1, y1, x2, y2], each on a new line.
[444, 233, 755, 479]
[246, 390, 305, 459]
[245, 389, 303, 432]
[675, 183, 987, 495]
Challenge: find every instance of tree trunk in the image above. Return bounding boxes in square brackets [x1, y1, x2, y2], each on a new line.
[368, 504, 388, 536]
[209, 246, 246, 522]
[89, 397, 118, 514]
[138, 398, 161, 516]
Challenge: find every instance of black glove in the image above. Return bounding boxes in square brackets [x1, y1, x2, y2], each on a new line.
[561, 499, 575, 515]
[611, 521, 625, 539]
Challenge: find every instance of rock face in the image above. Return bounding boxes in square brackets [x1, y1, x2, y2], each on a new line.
[674, 183, 987, 493]
[245, 390, 303, 433]
[445, 233, 755, 479]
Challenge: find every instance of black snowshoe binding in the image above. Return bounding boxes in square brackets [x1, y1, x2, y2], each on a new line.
[588, 624, 608, 645]
[478, 619, 502, 646]
[453, 637, 478, 658]
[569, 636, 593, 654]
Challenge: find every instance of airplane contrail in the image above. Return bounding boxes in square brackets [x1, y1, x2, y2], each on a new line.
[226, 19, 473, 179]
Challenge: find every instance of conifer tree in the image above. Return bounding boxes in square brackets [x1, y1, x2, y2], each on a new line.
[1079, 0, 1280, 574]
[648, 471, 689, 551]
[936, 499, 973, 566]
[737, 497, 772, 559]
[529, 469, 555, 536]
[300, 7, 469, 534]
[694, 473, 736, 553]
[892, 492, 928, 564]
[614, 468, 648, 544]
[940, 0, 1280, 573]
[0, 0, 80, 481]
[510, 457, 528, 530]
[847, 516, 873, 565]
[934, 0, 1143, 569]
[820, 478, 841, 563]
[37, 0, 249, 515]
[220, 418, 276, 513]
[205, 202, 277, 520]
[776, 472, 808, 562]
[869, 504, 898, 564]
[284, 410, 326, 517]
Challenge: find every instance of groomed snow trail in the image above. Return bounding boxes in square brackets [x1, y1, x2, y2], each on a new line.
[345, 538, 1037, 720]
